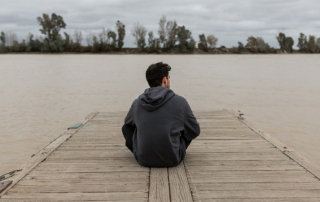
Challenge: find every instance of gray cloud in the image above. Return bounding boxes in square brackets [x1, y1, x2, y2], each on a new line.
[1, 0, 320, 48]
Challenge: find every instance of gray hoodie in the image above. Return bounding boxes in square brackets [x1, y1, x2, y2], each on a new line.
[124, 87, 200, 167]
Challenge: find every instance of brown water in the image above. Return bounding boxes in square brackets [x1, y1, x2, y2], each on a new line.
[1, 55, 320, 174]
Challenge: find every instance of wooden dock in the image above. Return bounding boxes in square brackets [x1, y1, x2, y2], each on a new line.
[1, 110, 320, 201]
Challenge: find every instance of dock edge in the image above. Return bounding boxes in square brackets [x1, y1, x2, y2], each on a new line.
[225, 109, 320, 180]
[0, 112, 99, 198]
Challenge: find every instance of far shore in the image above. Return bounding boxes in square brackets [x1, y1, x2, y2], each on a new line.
[1, 49, 319, 55]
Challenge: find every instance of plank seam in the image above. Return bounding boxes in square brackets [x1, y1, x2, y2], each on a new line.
[147, 167, 151, 201]
[0, 112, 99, 198]
[167, 167, 171, 202]
[183, 161, 201, 202]
[224, 109, 320, 181]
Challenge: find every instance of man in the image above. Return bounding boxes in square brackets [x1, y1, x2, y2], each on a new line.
[122, 62, 200, 167]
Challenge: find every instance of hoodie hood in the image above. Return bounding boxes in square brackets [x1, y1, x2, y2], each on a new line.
[139, 87, 175, 111]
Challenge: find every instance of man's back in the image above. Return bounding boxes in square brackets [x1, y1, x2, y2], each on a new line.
[125, 87, 200, 167]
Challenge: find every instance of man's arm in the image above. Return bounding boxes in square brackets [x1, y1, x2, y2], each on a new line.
[183, 102, 200, 142]
[122, 102, 137, 152]
[124, 101, 136, 126]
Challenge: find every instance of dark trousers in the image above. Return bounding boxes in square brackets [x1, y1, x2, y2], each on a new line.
[122, 124, 192, 153]
[122, 124, 136, 152]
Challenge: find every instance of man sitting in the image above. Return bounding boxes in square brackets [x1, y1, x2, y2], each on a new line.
[122, 62, 200, 167]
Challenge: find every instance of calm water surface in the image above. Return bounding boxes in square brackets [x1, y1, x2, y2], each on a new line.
[1, 55, 320, 174]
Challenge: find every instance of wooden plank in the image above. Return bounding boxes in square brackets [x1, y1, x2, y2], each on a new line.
[18, 179, 148, 186]
[10, 183, 149, 193]
[184, 161, 201, 202]
[190, 140, 273, 146]
[285, 151, 320, 179]
[225, 109, 292, 152]
[149, 168, 170, 202]
[35, 164, 149, 172]
[2, 192, 147, 201]
[187, 147, 280, 153]
[196, 136, 262, 140]
[35, 160, 141, 167]
[226, 109, 320, 180]
[49, 151, 288, 160]
[195, 182, 320, 191]
[0, 182, 12, 193]
[25, 172, 149, 180]
[188, 170, 313, 178]
[186, 165, 304, 171]
[3, 109, 320, 202]
[168, 163, 193, 202]
[44, 157, 141, 163]
[1, 200, 147, 202]
[198, 189, 320, 199]
[49, 150, 134, 158]
[0, 112, 98, 197]
[190, 176, 318, 183]
[201, 199, 320, 202]
[185, 153, 290, 161]
[185, 160, 297, 166]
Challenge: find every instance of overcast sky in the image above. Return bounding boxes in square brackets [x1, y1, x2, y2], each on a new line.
[1, 0, 320, 48]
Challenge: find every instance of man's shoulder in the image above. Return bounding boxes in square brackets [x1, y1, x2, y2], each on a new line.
[170, 94, 188, 104]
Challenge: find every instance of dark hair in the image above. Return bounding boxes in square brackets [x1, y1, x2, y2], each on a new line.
[146, 62, 171, 87]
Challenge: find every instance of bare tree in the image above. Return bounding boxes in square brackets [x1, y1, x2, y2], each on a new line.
[207, 35, 218, 48]
[5, 31, 18, 46]
[158, 15, 167, 45]
[74, 30, 83, 45]
[86, 33, 94, 46]
[98, 28, 108, 45]
[131, 22, 147, 49]
[165, 20, 178, 48]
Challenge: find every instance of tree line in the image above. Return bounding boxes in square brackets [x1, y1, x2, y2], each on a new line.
[1, 13, 320, 54]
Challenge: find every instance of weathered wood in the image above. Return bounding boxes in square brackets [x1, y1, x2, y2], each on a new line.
[185, 159, 297, 166]
[201, 199, 320, 202]
[185, 164, 304, 171]
[184, 161, 201, 202]
[0, 200, 147, 202]
[188, 170, 313, 178]
[18, 179, 148, 186]
[168, 163, 193, 202]
[195, 182, 320, 191]
[0, 182, 12, 194]
[2, 192, 147, 200]
[0, 112, 98, 197]
[226, 109, 320, 180]
[188, 147, 279, 153]
[226, 109, 292, 151]
[25, 171, 149, 180]
[149, 168, 170, 202]
[35, 164, 149, 172]
[190, 176, 318, 183]
[11, 183, 149, 193]
[198, 189, 320, 199]
[2, 109, 320, 202]
[285, 151, 320, 179]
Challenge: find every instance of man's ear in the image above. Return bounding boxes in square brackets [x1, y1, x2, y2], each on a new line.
[162, 77, 167, 85]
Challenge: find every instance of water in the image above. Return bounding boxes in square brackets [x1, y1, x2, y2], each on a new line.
[1, 54, 320, 174]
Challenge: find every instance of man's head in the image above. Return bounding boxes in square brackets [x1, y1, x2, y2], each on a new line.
[146, 62, 171, 89]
